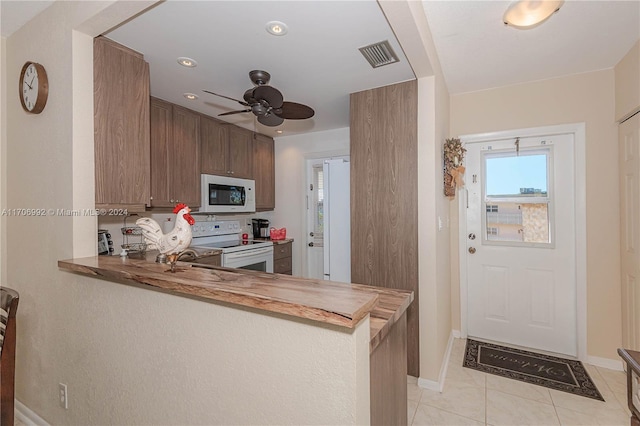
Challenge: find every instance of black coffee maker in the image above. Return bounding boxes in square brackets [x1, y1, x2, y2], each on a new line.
[252, 219, 270, 239]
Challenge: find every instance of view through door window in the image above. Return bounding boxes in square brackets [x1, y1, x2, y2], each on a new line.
[313, 165, 324, 245]
[484, 150, 552, 245]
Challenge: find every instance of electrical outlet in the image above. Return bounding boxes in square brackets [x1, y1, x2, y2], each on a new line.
[58, 383, 68, 409]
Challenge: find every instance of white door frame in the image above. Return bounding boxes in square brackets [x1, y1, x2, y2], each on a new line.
[458, 123, 587, 361]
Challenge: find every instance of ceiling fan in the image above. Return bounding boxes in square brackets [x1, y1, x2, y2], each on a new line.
[203, 70, 315, 127]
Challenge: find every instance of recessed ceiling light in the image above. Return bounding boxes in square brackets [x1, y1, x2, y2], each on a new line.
[276, 130, 283, 134]
[266, 21, 288, 36]
[177, 57, 198, 67]
[184, 93, 198, 100]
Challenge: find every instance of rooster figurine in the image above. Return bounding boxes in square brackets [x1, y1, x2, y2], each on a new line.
[136, 203, 196, 256]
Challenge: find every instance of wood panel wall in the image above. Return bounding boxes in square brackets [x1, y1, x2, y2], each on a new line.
[350, 80, 419, 377]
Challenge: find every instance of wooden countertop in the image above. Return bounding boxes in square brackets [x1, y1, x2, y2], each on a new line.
[59, 256, 412, 352]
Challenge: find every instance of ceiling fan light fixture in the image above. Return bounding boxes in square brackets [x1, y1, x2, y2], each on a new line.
[503, 0, 564, 29]
[177, 57, 198, 67]
[266, 21, 288, 36]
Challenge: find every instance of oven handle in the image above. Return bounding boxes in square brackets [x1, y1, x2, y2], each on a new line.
[225, 247, 273, 259]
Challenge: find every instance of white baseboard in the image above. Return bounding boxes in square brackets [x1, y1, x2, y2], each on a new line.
[417, 330, 456, 393]
[417, 376, 440, 391]
[15, 399, 50, 426]
[586, 355, 624, 371]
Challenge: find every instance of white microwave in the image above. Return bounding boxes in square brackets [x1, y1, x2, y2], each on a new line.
[200, 174, 255, 213]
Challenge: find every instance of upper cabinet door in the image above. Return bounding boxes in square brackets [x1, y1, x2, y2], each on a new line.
[94, 36, 150, 208]
[149, 98, 201, 208]
[149, 97, 172, 207]
[171, 105, 200, 207]
[200, 115, 229, 176]
[228, 126, 254, 179]
[253, 134, 275, 211]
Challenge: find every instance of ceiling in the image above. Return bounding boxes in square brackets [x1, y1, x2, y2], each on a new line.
[3, 1, 639, 136]
[0, 0, 55, 37]
[105, 1, 414, 137]
[422, 0, 640, 95]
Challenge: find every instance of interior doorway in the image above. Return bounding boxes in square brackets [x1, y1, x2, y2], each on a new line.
[305, 156, 350, 281]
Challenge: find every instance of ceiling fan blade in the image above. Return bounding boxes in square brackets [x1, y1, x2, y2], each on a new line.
[253, 86, 284, 109]
[276, 102, 315, 120]
[258, 113, 285, 127]
[218, 109, 251, 116]
[203, 90, 250, 106]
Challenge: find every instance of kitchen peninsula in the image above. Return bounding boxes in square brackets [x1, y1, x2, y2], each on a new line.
[58, 256, 412, 425]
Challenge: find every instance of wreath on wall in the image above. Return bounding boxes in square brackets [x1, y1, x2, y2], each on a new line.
[443, 138, 466, 197]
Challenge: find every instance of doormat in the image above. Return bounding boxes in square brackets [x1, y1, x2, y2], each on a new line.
[463, 339, 604, 401]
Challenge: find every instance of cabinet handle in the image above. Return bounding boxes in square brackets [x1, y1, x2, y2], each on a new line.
[170, 199, 174, 203]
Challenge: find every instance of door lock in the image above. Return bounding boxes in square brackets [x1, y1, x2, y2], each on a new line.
[468, 247, 476, 254]
[468, 233, 476, 240]
[308, 242, 314, 247]
[310, 232, 314, 237]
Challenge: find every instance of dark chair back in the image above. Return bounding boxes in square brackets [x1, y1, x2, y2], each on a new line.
[1, 287, 19, 426]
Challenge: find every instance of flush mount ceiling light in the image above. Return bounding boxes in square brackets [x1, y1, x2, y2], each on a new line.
[177, 57, 198, 67]
[183, 93, 198, 100]
[503, 0, 564, 29]
[266, 21, 288, 36]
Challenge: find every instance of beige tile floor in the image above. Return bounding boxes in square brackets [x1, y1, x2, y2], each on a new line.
[12, 338, 631, 426]
[408, 338, 632, 426]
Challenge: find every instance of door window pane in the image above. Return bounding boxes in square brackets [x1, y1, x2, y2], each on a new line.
[486, 154, 547, 198]
[313, 165, 324, 245]
[483, 151, 551, 245]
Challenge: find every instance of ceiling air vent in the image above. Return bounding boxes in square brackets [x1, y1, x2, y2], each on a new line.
[358, 40, 399, 69]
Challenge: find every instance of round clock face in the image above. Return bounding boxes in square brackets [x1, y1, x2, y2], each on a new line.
[22, 64, 39, 111]
[19, 62, 48, 114]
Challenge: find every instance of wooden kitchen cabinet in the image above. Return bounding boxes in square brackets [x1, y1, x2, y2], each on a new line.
[150, 97, 200, 208]
[201, 117, 253, 179]
[273, 241, 292, 275]
[94, 36, 150, 210]
[253, 134, 275, 211]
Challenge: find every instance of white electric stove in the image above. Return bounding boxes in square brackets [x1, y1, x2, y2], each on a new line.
[190, 220, 274, 272]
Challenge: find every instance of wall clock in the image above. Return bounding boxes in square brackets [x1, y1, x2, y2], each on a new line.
[19, 61, 48, 114]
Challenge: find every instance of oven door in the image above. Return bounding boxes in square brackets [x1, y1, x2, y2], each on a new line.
[222, 246, 274, 273]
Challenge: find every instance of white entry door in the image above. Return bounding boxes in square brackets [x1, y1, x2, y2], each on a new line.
[465, 133, 577, 356]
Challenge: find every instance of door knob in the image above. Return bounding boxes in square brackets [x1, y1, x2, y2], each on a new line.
[310, 232, 315, 237]
[468, 247, 476, 254]
[468, 233, 476, 240]
[308, 242, 314, 247]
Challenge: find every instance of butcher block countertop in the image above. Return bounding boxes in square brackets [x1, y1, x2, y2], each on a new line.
[58, 256, 412, 352]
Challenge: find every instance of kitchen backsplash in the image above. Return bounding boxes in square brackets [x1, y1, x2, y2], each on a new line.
[98, 210, 277, 254]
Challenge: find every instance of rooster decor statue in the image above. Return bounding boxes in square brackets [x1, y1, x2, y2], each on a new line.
[136, 203, 196, 271]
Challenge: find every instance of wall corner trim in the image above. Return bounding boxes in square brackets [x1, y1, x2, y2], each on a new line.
[417, 330, 456, 393]
[15, 399, 50, 426]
